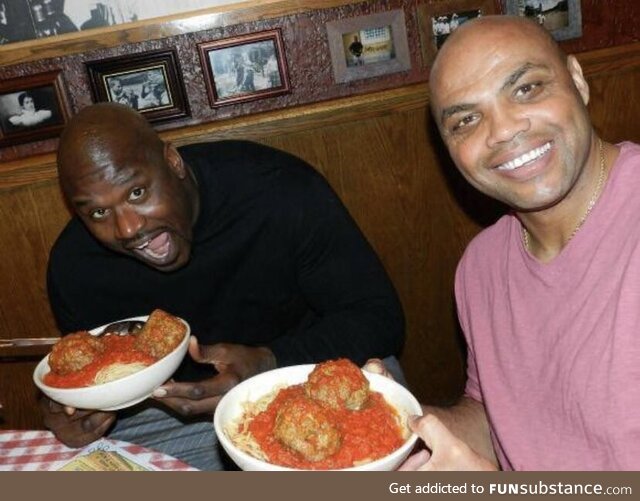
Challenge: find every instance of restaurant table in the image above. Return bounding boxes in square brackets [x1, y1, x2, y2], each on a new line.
[0, 430, 197, 471]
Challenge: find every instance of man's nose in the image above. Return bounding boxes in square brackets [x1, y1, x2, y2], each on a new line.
[114, 206, 145, 240]
[485, 105, 530, 148]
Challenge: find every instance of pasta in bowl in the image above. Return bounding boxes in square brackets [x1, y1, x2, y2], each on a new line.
[33, 309, 190, 411]
[214, 359, 422, 471]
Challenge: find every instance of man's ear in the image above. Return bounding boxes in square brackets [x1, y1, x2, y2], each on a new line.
[567, 55, 589, 105]
[164, 143, 186, 179]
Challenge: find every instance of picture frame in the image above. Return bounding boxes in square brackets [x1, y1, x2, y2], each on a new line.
[416, 0, 497, 68]
[505, 0, 582, 41]
[0, 69, 71, 147]
[85, 48, 190, 123]
[197, 29, 291, 108]
[326, 9, 411, 84]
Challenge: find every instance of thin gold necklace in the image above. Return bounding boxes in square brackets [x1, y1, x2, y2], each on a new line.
[522, 138, 606, 251]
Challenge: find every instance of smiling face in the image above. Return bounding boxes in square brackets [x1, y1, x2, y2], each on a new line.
[429, 16, 593, 213]
[57, 103, 199, 272]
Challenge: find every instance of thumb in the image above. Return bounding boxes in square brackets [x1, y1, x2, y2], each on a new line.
[187, 336, 203, 362]
[409, 414, 451, 453]
[188, 340, 231, 373]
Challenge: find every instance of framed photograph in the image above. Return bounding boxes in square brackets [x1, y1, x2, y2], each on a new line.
[326, 9, 411, 84]
[505, 0, 582, 41]
[86, 48, 190, 123]
[0, 69, 70, 147]
[417, 0, 497, 68]
[197, 29, 291, 108]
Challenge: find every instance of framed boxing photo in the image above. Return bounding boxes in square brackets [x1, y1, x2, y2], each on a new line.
[0, 69, 71, 147]
[326, 9, 411, 83]
[85, 48, 190, 124]
[198, 29, 291, 108]
[505, 0, 583, 41]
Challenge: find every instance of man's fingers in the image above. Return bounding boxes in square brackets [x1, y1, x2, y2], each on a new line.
[398, 449, 431, 471]
[187, 336, 202, 362]
[189, 338, 228, 364]
[157, 395, 223, 417]
[153, 372, 240, 400]
[81, 412, 116, 434]
[409, 413, 449, 451]
[362, 359, 393, 380]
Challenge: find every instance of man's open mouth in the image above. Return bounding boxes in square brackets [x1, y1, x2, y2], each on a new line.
[131, 231, 175, 265]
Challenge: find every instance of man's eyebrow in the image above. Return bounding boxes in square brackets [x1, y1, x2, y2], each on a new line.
[501, 62, 545, 91]
[71, 169, 140, 207]
[72, 198, 91, 208]
[440, 103, 475, 125]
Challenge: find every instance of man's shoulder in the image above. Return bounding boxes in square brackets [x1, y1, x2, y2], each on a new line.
[178, 140, 307, 167]
[617, 141, 640, 163]
[49, 218, 101, 264]
[460, 214, 514, 266]
[180, 140, 325, 190]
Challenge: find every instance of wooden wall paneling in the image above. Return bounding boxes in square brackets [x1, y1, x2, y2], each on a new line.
[0, 183, 68, 338]
[587, 71, 640, 144]
[0, 182, 70, 429]
[0, 358, 44, 429]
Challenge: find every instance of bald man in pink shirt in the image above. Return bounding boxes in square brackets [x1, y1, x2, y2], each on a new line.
[396, 15, 640, 471]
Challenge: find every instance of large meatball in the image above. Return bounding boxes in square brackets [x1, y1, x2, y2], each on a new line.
[48, 331, 104, 375]
[134, 309, 187, 359]
[305, 358, 370, 411]
[273, 394, 341, 462]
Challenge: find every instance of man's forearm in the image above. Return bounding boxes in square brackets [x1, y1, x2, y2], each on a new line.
[422, 396, 498, 466]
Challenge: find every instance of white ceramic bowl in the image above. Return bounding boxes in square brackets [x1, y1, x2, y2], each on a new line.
[214, 363, 422, 471]
[33, 315, 190, 411]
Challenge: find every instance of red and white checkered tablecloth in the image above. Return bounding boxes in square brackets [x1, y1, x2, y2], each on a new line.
[0, 430, 197, 471]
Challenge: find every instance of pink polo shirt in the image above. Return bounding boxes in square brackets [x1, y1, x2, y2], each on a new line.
[455, 142, 640, 470]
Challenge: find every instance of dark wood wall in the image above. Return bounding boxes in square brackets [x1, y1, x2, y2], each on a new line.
[2, 41, 640, 429]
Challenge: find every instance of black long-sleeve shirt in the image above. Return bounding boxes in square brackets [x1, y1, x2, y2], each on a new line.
[47, 140, 404, 381]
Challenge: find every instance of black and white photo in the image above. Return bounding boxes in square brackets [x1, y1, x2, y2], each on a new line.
[431, 9, 482, 49]
[86, 49, 190, 124]
[505, 0, 583, 40]
[198, 29, 290, 107]
[0, 1, 245, 45]
[416, 0, 497, 67]
[0, 70, 70, 146]
[105, 67, 171, 112]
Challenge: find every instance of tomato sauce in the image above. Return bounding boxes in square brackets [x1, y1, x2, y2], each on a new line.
[43, 335, 156, 388]
[246, 384, 405, 470]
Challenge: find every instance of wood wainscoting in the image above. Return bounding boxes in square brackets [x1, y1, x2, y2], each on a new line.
[1, 42, 639, 430]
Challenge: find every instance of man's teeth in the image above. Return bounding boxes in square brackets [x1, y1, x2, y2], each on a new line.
[145, 247, 167, 259]
[135, 241, 149, 250]
[497, 142, 551, 171]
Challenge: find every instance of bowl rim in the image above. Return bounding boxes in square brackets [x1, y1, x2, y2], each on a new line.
[214, 363, 422, 471]
[33, 314, 190, 394]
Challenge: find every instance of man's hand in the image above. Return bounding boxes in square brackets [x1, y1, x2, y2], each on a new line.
[363, 358, 393, 379]
[152, 337, 276, 416]
[399, 414, 497, 471]
[40, 397, 115, 448]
